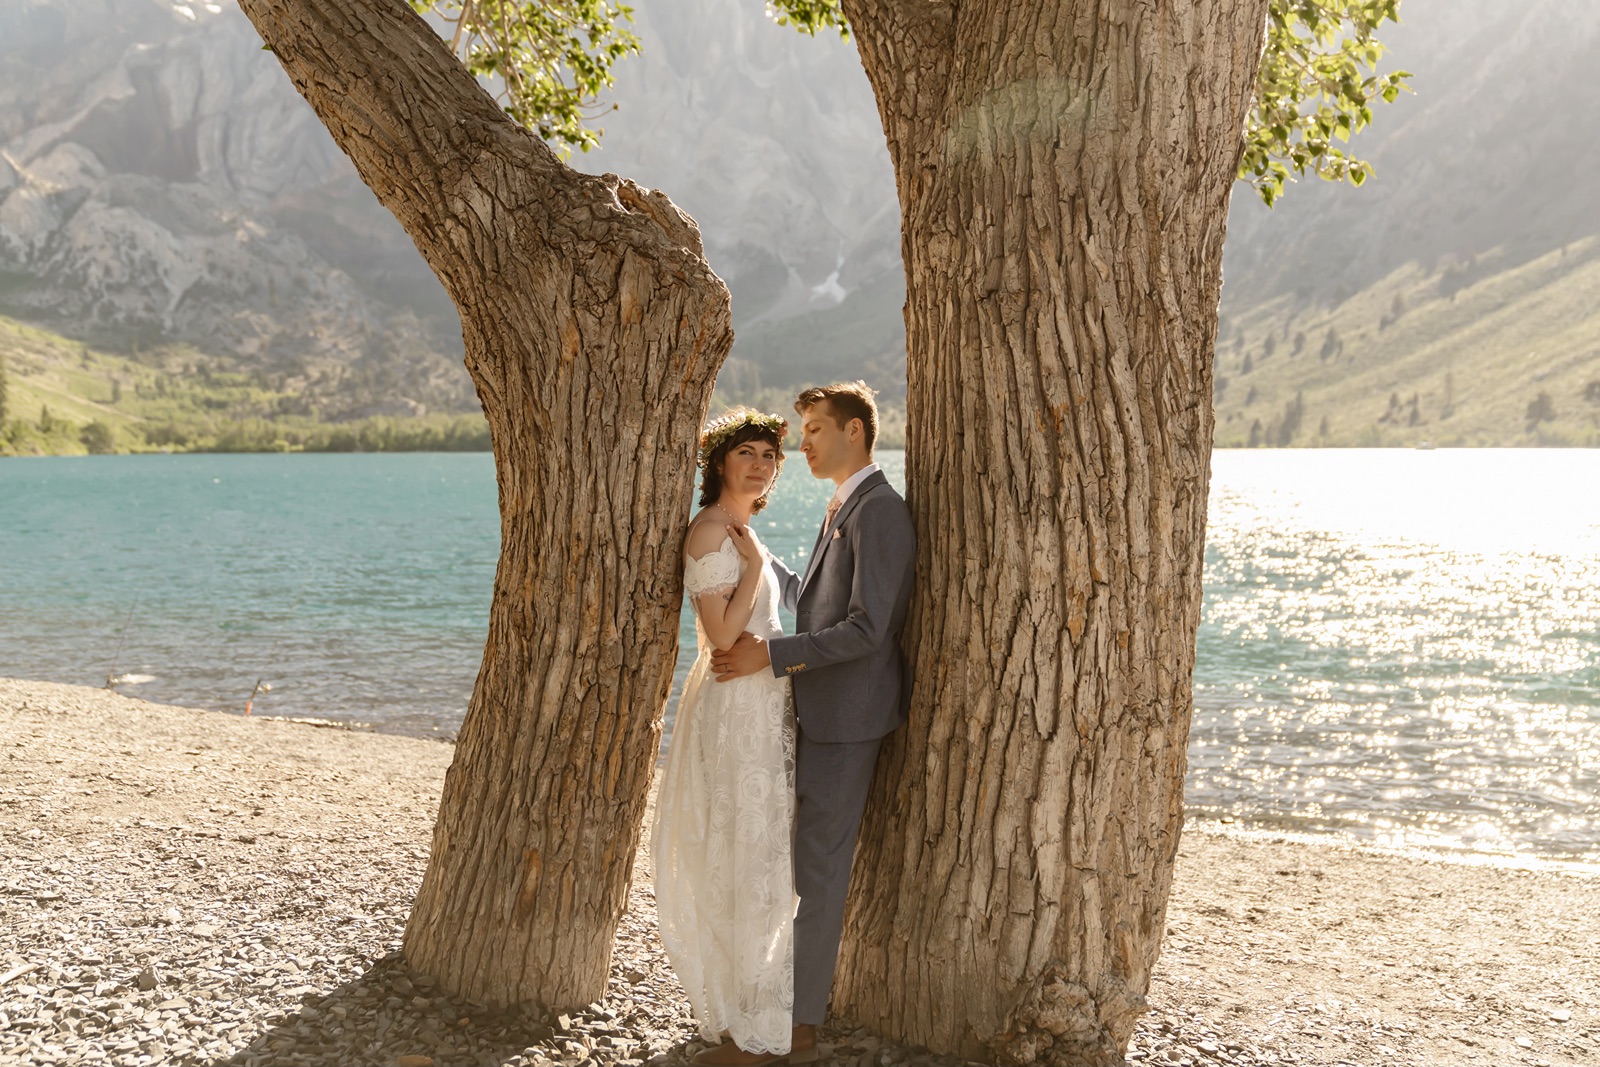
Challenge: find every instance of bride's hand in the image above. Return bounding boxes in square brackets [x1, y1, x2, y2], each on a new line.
[726, 522, 766, 565]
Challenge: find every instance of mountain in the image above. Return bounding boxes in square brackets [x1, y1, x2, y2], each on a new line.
[0, 0, 906, 430]
[1, 0, 1597, 448]
[580, 0, 904, 394]
[1222, 0, 1600, 306]
[1214, 0, 1600, 445]
[0, 311, 490, 456]
[0, 0, 469, 420]
[591, 0, 1600, 438]
[1214, 238, 1600, 448]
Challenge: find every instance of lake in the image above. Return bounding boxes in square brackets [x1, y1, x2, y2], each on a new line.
[2, 449, 1596, 862]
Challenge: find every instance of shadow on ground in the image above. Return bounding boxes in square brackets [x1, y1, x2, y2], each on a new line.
[202, 951, 675, 1067]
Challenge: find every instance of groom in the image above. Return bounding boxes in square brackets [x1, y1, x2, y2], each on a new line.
[709, 381, 916, 1065]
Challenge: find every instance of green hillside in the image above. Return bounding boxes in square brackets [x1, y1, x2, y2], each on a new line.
[1215, 237, 1600, 448]
[0, 317, 487, 456]
[10, 227, 1596, 457]
[0, 310, 911, 456]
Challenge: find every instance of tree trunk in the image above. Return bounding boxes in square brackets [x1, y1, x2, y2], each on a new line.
[835, 1, 1269, 1062]
[238, 0, 731, 1009]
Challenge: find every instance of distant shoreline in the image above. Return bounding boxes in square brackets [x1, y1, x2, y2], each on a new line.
[0, 440, 921, 458]
[10, 442, 1600, 459]
[0, 444, 495, 457]
[0, 411, 495, 457]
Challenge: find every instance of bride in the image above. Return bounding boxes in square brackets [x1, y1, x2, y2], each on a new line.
[652, 408, 799, 1064]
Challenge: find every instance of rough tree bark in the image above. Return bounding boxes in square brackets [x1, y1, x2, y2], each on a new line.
[834, 2, 1270, 1063]
[238, 0, 731, 1009]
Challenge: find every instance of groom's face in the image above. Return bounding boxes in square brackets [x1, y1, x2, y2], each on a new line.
[798, 401, 859, 482]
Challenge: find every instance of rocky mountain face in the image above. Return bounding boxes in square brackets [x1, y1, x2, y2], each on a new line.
[1220, 0, 1600, 309]
[585, 0, 899, 328]
[1, 0, 1595, 428]
[591, 0, 1600, 413]
[0, 0, 468, 417]
[0, 0, 905, 413]
[582, 0, 906, 394]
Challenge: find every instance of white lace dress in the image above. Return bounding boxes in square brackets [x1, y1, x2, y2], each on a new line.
[651, 537, 796, 1054]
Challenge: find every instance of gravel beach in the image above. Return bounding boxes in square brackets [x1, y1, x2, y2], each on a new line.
[3, 678, 1596, 1067]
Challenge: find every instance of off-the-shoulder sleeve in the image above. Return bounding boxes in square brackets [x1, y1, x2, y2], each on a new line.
[683, 537, 742, 600]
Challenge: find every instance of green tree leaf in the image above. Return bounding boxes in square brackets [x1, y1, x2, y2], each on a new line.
[763, 0, 847, 38]
[415, 0, 1404, 204]
[408, 0, 642, 153]
[1241, 0, 1413, 206]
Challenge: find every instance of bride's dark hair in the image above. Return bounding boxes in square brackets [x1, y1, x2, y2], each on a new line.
[698, 414, 786, 514]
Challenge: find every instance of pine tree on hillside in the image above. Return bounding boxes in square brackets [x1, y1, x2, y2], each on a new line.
[0, 351, 9, 426]
[1275, 391, 1306, 445]
[1320, 326, 1341, 362]
[1527, 392, 1556, 427]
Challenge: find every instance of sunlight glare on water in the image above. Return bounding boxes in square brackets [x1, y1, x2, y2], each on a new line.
[1193, 449, 1600, 862]
[1, 449, 1596, 862]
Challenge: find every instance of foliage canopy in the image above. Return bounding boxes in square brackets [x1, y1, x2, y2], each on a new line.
[411, 0, 1409, 200]
[1244, 0, 1410, 205]
[407, 0, 642, 151]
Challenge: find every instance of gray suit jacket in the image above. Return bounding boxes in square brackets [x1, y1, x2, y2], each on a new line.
[766, 470, 916, 743]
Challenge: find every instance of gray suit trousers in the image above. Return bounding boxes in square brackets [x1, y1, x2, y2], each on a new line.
[793, 724, 882, 1026]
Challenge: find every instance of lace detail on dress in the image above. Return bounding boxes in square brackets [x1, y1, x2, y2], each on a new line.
[652, 532, 796, 1054]
[683, 537, 741, 600]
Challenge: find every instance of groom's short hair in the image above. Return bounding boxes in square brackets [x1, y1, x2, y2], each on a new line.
[796, 381, 879, 452]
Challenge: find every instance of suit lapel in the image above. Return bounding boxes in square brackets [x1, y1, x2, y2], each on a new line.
[799, 515, 831, 589]
[799, 471, 886, 599]
[799, 519, 830, 593]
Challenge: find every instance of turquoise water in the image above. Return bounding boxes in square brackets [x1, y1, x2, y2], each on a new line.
[1, 454, 499, 736]
[2, 450, 1597, 861]
[1196, 450, 1600, 860]
[0, 452, 852, 736]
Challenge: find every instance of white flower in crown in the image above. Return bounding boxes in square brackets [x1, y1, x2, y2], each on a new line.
[697, 408, 789, 469]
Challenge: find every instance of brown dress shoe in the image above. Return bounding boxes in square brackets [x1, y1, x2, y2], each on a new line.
[690, 1040, 783, 1066]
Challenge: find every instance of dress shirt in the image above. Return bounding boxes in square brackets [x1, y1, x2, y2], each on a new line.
[827, 462, 880, 519]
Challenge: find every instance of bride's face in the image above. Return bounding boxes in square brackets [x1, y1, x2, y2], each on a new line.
[719, 439, 780, 502]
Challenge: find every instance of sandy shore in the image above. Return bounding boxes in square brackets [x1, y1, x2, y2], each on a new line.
[2, 678, 1596, 1067]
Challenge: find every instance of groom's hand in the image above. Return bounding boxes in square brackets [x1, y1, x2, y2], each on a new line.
[712, 633, 770, 682]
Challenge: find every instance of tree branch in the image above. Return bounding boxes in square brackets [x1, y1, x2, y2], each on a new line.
[241, 0, 552, 240]
[240, 0, 713, 315]
[838, 0, 955, 175]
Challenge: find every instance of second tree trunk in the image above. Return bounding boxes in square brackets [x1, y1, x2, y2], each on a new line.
[836, 1, 1270, 1061]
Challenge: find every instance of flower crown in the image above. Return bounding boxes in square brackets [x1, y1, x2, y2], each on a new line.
[697, 409, 788, 469]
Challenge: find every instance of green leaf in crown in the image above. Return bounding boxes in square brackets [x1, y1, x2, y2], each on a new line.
[696, 409, 789, 469]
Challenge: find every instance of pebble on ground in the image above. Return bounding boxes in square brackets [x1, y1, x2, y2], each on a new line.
[3, 679, 1596, 1067]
